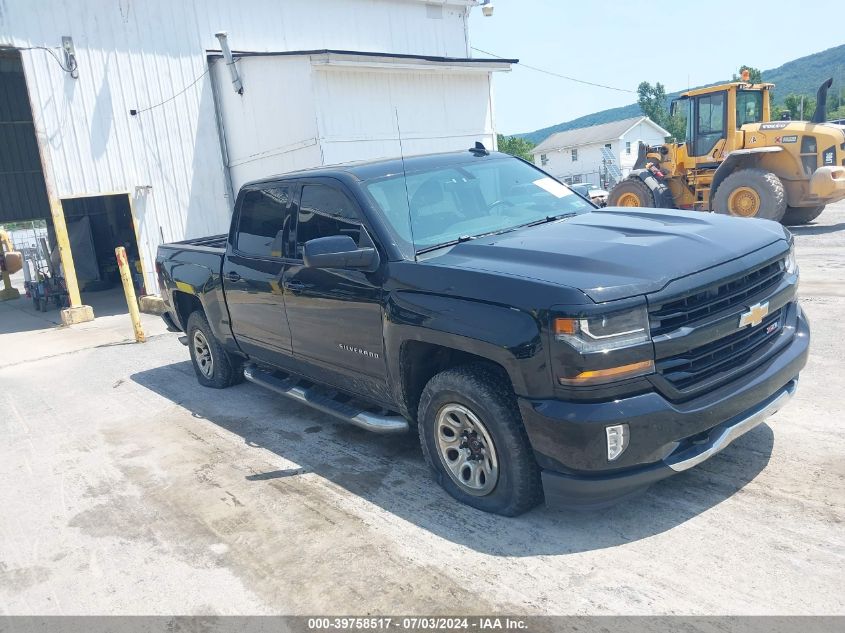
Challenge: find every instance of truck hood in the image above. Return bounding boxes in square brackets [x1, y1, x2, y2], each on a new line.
[428, 208, 789, 303]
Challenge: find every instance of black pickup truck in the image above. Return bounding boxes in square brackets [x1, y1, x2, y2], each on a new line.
[156, 148, 809, 516]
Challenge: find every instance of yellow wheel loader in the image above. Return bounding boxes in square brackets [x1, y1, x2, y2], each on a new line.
[607, 74, 845, 224]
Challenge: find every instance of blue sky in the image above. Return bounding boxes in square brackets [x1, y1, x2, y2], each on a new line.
[468, 0, 845, 135]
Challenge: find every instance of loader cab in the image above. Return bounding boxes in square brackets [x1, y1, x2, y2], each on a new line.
[674, 83, 773, 162]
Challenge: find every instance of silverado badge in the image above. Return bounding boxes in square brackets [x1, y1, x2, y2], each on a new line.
[739, 301, 769, 328]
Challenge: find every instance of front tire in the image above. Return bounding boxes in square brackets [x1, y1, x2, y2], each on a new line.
[417, 364, 541, 516]
[607, 177, 655, 208]
[712, 169, 786, 221]
[186, 311, 242, 389]
[782, 205, 825, 225]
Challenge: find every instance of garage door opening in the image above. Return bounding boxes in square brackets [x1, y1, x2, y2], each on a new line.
[60, 194, 145, 315]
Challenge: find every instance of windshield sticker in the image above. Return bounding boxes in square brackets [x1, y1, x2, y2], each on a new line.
[533, 177, 572, 198]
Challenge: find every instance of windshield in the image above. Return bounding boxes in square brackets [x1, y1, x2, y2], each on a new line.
[737, 90, 764, 126]
[364, 156, 593, 254]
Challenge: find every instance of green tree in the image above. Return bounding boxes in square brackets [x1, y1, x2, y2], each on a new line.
[496, 134, 535, 161]
[732, 65, 763, 83]
[637, 81, 686, 141]
[782, 93, 816, 120]
[637, 81, 668, 125]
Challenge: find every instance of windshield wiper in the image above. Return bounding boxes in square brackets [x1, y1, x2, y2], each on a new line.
[498, 212, 578, 234]
[415, 234, 475, 255]
[415, 213, 578, 254]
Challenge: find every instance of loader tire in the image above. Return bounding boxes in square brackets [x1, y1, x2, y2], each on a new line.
[607, 178, 655, 208]
[782, 205, 825, 226]
[712, 169, 786, 222]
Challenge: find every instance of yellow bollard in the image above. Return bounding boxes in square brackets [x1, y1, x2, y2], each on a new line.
[0, 230, 21, 302]
[115, 246, 145, 343]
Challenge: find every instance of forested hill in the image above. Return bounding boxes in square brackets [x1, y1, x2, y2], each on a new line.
[520, 44, 845, 145]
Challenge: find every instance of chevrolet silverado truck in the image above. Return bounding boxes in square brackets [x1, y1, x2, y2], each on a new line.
[156, 148, 809, 516]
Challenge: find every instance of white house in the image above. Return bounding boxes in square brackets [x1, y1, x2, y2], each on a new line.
[531, 116, 669, 188]
[0, 0, 510, 320]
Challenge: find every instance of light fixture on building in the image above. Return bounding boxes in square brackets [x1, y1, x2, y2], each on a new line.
[480, 0, 494, 16]
[61, 36, 79, 79]
[215, 31, 243, 95]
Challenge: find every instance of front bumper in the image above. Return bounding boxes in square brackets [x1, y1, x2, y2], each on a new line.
[519, 305, 809, 508]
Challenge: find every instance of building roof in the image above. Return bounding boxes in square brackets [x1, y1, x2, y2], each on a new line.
[531, 116, 669, 155]
[207, 48, 518, 67]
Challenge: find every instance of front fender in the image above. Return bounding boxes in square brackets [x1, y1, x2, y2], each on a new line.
[384, 291, 551, 400]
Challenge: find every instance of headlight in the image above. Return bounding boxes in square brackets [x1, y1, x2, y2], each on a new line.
[554, 305, 651, 353]
[554, 305, 654, 386]
[784, 243, 798, 276]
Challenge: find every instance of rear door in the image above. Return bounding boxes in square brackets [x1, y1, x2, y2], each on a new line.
[223, 183, 295, 365]
[281, 179, 388, 399]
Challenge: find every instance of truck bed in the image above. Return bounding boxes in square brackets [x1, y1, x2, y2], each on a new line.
[163, 234, 228, 252]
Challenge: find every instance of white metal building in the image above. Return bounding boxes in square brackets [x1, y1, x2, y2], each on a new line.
[531, 116, 669, 187]
[0, 0, 510, 310]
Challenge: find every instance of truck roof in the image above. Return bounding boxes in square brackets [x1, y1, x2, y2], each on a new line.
[242, 149, 515, 187]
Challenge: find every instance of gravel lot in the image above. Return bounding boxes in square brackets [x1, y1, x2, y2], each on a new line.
[1, 202, 843, 615]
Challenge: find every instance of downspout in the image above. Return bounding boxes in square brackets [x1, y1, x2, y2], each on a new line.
[207, 56, 237, 214]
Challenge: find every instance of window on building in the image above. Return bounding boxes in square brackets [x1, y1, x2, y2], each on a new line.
[296, 184, 361, 257]
[540, 153, 548, 166]
[236, 186, 291, 258]
[625, 141, 632, 155]
[571, 148, 578, 162]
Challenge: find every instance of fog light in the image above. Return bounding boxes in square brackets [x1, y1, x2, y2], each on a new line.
[606, 424, 629, 461]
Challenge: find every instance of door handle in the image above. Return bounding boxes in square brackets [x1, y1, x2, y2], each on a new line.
[225, 271, 241, 282]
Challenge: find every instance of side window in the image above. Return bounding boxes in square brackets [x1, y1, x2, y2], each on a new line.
[296, 184, 361, 257]
[236, 186, 291, 258]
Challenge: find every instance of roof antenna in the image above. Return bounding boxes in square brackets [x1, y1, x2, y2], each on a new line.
[470, 141, 489, 156]
[395, 107, 418, 262]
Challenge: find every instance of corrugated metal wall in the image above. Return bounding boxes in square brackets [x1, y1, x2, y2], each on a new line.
[0, 0, 475, 292]
[0, 52, 50, 223]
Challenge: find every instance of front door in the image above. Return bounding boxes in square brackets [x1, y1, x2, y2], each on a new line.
[223, 184, 294, 366]
[691, 90, 727, 159]
[281, 179, 388, 400]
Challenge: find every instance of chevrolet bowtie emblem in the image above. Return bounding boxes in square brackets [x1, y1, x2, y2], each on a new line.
[739, 301, 769, 328]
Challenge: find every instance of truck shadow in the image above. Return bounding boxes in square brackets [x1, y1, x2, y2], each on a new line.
[131, 361, 774, 557]
[787, 222, 845, 236]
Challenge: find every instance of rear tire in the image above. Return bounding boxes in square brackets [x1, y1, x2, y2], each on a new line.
[607, 177, 655, 208]
[712, 169, 786, 221]
[417, 363, 542, 516]
[782, 205, 825, 225]
[186, 311, 242, 389]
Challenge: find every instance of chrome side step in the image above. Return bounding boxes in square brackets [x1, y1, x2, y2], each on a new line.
[243, 364, 409, 434]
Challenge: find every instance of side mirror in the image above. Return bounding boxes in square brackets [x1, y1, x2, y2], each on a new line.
[303, 235, 380, 272]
